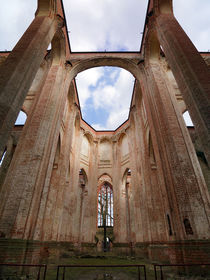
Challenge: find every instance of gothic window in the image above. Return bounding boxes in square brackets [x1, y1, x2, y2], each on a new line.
[184, 218, 193, 235]
[0, 148, 7, 166]
[124, 169, 131, 243]
[15, 110, 27, 125]
[183, 111, 194, 127]
[79, 169, 87, 187]
[149, 132, 156, 167]
[53, 136, 60, 169]
[126, 169, 131, 183]
[167, 214, 173, 236]
[98, 183, 113, 227]
[78, 168, 88, 242]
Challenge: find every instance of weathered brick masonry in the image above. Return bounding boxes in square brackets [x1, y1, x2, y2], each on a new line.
[0, 0, 209, 263]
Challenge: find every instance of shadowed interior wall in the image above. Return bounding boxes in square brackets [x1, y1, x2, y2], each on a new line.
[0, 0, 209, 263]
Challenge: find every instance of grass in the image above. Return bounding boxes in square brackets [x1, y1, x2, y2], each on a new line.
[45, 255, 156, 279]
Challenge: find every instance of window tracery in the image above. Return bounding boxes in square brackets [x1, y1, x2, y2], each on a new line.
[98, 183, 113, 227]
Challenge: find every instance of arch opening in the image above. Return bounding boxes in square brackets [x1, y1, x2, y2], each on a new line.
[51, 30, 66, 65]
[97, 182, 113, 228]
[15, 110, 27, 126]
[184, 218, 193, 235]
[76, 66, 135, 130]
[147, 31, 161, 62]
[63, 0, 148, 52]
[79, 168, 88, 187]
[0, 148, 7, 167]
[183, 111, 194, 127]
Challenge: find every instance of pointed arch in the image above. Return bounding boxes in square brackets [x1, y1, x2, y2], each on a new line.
[79, 168, 88, 186]
[51, 29, 66, 65]
[98, 173, 113, 187]
[97, 182, 113, 227]
[148, 132, 156, 166]
[145, 29, 161, 62]
[83, 131, 94, 144]
[53, 134, 61, 168]
[81, 135, 90, 160]
[99, 139, 112, 162]
[120, 134, 129, 158]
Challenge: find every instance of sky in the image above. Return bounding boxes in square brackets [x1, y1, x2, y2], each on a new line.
[0, 0, 209, 129]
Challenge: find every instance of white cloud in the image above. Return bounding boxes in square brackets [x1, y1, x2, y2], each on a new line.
[76, 67, 134, 130]
[0, 0, 36, 50]
[0, 0, 209, 130]
[64, 0, 148, 51]
[92, 69, 134, 111]
[76, 67, 103, 108]
[173, 0, 210, 51]
[1, 0, 209, 52]
[91, 123, 107, 131]
[106, 108, 129, 130]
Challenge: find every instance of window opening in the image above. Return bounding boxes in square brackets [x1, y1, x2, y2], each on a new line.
[167, 214, 173, 236]
[64, 0, 149, 52]
[184, 218, 193, 235]
[98, 183, 113, 227]
[0, 149, 7, 166]
[78, 169, 87, 243]
[149, 133, 156, 166]
[97, 182, 113, 252]
[79, 169, 86, 187]
[183, 111, 194, 127]
[125, 169, 132, 244]
[76, 67, 135, 130]
[15, 110, 27, 125]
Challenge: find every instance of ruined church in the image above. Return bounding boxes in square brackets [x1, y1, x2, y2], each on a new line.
[0, 0, 209, 264]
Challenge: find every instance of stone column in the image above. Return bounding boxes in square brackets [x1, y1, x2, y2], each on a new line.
[0, 137, 14, 191]
[139, 61, 210, 240]
[112, 140, 125, 243]
[82, 139, 98, 243]
[37, 96, 76, 241]
[128, 113, 148, 243]
[0, 62, 68, 239]
[70, 130, 83, 243]
[22, 59, 51, 115]
[133, 91, 171, 242]
[51, 105, 77, 242]
[57, 114, 82, 242]
[155, 13, 210, 164]
[0, 14, 63, 156]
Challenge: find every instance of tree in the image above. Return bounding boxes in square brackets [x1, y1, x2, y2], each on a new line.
[98, 183, 113, 251]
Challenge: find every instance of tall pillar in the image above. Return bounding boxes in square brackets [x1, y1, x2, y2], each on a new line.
[0, 62, 69, 239]
[51, 107, 77, 242]
[0, 14, 63, 155]
[112, 140, 125, 243]
[81, 139, 98, 243]
[155, 13, 210, 164]
[38, 98, 77, 241]
[134, 82, 174, 242]
[128, 113, 150, 243]
[139, 60, 210, 240]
